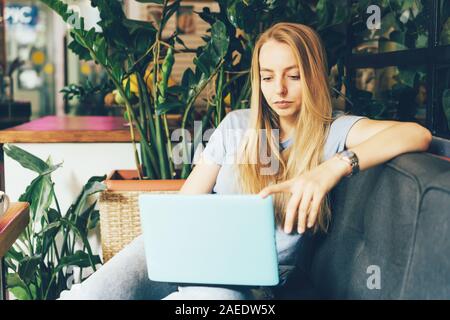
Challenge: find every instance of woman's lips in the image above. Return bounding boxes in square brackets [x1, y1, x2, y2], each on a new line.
[274, 101, 293, 108]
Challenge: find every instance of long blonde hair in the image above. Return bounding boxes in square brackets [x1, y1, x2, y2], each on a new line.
[237, 22, 334, 233]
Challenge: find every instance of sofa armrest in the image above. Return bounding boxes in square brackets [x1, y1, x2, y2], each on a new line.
[0, 203, 30, 258]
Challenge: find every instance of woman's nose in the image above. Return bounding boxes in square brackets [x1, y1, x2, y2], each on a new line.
[275, 78, 287, 96]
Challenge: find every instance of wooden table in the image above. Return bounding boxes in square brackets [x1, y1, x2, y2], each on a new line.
[0, 115, 132, 143]
[0, 115, 141, 215]
[0, 202, 30, 300]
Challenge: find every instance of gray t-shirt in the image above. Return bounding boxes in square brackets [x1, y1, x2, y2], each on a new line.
[200, 108, 366, 283]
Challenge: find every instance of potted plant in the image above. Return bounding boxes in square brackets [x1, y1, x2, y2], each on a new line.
[40, 0, 231, 177]
[3, 144, 105, 300]
[38, 0, 233, 260]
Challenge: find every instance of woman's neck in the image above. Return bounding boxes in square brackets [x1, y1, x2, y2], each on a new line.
[279, 116, 296, 142]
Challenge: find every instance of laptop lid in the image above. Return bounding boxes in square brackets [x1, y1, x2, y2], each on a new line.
[138, 194, 279, 286]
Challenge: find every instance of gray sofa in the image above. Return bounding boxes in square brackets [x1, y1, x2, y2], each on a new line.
[275, 152, 450, 299]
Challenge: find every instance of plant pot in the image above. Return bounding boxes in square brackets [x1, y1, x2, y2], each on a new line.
[99, 169, 185, 262]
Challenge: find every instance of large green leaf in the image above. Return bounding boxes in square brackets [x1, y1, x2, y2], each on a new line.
[87, 210, 100, 230]
[39, 221, 61, 235]
[94, 37, 108, 66]
[19, 175, 53, 222]
[156, 101, 185, 116]
[316, 0, 333, 30]
[47, 207, 62, 223]
[40, 208, 62, 258]
[54, 251, 102, 273]
[75, 201, 97, 236]
[6, 273, 32, 300]
[39, 0, 71, 20]
[66, 176, 105, 225]
[40, 223, 61, 259]
[181, 68, 195, 89]
[4, 144, 53, 174]
[68, 38, 92, 61]
[83, 178, 107, 196]
[6, 246, 25, 266]
[18, 255, 42, 284]
[226, 0, 248, 31]
[184, 20, 229, 106]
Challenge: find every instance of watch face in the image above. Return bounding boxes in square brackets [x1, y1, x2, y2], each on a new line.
[343, 150, 355, 157]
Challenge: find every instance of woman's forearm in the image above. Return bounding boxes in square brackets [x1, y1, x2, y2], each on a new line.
[328, 122, 433, 179]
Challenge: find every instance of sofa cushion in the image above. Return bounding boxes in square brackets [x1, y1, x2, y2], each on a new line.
[402, 170, 450, 299]
[276, 153, 450, 299]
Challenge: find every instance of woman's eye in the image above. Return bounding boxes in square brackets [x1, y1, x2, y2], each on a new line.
[261, 77, 272, 81]
[289, 75, 300, 80]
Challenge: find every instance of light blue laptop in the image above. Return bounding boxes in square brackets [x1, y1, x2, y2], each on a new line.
[138, 194, 279, 286]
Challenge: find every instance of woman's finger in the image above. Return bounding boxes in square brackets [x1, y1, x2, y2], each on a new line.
[307, 190, 323, 229]
[283, 188, 303, 233]
[297, 188, 314, 234]
[259, 180, 292, 198]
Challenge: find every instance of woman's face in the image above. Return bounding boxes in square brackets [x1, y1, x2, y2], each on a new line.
[259, 39, 302, 120]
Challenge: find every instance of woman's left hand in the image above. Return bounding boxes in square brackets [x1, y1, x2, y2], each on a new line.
[258, 156, 350, 234]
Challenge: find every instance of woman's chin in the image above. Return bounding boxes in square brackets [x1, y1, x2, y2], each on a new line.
[274, 107, 299, 118]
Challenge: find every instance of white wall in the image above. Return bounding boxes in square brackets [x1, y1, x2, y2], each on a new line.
[5, 142, 138, 211]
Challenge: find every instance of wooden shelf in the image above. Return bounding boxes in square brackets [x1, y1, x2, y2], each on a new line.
[0, 116, 133, 143]
[0, 202, 30, 258]
[0, 114, 183, 143]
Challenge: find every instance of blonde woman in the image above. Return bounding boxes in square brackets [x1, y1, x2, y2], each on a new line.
[59, 22, 431, 300]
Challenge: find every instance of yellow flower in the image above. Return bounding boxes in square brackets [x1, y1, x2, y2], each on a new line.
[122, 69, 176, 95]
[31, 51, 45, 66]
[43, 63, 54, 75]
[224, 93, 231, 107]
[122, 74, 139, 94]
[80, 62, 91, 76]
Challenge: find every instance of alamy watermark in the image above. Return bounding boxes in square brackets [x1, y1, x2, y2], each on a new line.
[170, 123, 281, 175]
[66, 5, 82, 30]
[366, 265, 381, 290]
[366, 5, 381, 30]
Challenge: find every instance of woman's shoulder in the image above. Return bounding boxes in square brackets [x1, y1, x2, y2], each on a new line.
[331, 109, 347, 121]
[330, 109, 368, 128]
[323, 109, 368, 159]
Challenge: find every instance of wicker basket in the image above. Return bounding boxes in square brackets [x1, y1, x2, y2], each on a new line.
[98, 170, 185, 262]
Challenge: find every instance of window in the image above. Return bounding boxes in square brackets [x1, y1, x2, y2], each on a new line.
[436, 65, 450, 135]
[346, 0, 450, 139]
[439, 0, 450, 45]
[352, 0, 429, 55]
[352, 65, 427, 125]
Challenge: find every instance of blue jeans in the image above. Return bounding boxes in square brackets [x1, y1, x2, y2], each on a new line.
[58, 234, 262, 300]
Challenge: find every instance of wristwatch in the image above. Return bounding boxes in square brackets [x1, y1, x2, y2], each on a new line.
[336, 150, 360, 177]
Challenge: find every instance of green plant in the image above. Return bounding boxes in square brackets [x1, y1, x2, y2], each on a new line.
[346, 0, 433, 120]
[441, 0, 450, 45]
[39, 0, 230, 180]
[0, 57, 24, 101]
[61, 78, 115, 115]
[3, 144, 105, 300]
